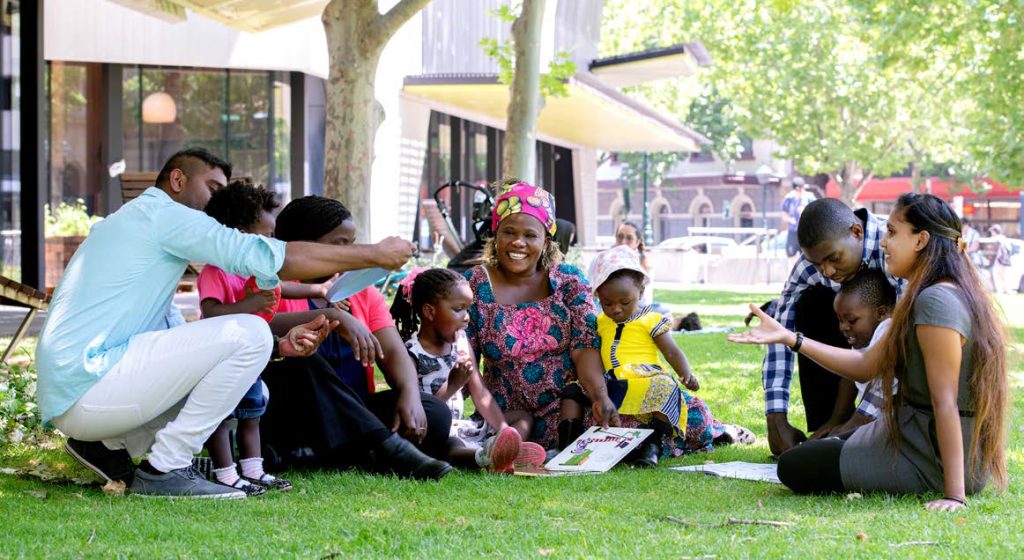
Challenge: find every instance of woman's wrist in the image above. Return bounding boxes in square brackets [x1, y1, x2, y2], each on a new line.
[943, 495, 967, 505]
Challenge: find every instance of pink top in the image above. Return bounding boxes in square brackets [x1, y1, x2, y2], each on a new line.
[197, 265, 281, 323]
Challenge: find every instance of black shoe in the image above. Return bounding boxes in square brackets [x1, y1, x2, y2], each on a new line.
[374, 433, 452, 481]
[627, 441, 660, 468]
[64, 439, 135, 484]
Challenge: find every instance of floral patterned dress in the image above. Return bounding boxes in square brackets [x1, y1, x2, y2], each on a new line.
[464, 264, 599, 448]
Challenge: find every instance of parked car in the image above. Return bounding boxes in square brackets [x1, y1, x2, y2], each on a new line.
[656, 236, 738, 254]
[975, 236, 1024, 292]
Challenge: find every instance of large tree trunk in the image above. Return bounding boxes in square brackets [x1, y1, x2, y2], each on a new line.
[503, 0, 546, 182]
[322, 0, 430, 239]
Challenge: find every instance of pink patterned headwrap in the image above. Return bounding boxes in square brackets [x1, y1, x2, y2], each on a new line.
[491, 182, 557, 237]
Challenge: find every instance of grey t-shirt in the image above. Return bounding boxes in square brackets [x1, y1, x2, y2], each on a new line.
[901, 283, 974, 412]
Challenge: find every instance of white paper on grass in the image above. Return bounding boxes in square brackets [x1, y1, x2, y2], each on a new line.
[670, 461, 781, 484]
[325, 268, 391, 302]
[544, 426, 653, 473]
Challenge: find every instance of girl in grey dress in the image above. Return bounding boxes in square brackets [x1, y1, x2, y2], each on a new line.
[730, 193, 1008, 512]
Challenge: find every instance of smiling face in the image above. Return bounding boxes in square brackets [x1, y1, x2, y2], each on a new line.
[423, 281, 473, 344]
[880, 210, 927, 279]
[615, 223, 641, 250]
[833, 291, 886, 349]
[494, 213, 547, 274]
[801, 223, 865, 284]
[595, 273, 643, 323]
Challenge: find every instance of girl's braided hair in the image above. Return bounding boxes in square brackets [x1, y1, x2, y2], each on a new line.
[389, 268, 468, 340]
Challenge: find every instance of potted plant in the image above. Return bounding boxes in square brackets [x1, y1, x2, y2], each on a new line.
[44, 199, 101, 289]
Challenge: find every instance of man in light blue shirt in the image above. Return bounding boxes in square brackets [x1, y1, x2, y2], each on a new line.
[37, 148, 415, 498]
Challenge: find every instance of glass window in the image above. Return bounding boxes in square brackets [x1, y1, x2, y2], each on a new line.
[227, 70, 270, 184]
[139, 67, 227, 173]
[271, 72, 291, 202]
[1, 6, 20, 279]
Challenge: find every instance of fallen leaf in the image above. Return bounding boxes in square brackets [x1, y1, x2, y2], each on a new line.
[856, 532, 868, 541]
[757, 500, 764, 508]
[25, 490, 47, 499]
[538, 548, 554, 556]
[101, 480, 126, 497]
[87, 528, 96, 545]
[955, 517, 967, 526]
[704, 460, 716, 465]
[846, 492, 863, 500]
[0, 467, 19, 475]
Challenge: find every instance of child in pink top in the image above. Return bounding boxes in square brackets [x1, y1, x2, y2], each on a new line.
[196, 179, 292, 495]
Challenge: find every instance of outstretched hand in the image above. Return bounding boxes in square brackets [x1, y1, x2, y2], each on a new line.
[728, 304, 793, 346]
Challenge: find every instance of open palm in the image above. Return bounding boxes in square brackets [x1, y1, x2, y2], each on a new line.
[727, 304, 792, 346]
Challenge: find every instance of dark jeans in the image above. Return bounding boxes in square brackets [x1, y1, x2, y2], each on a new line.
[794, 285, 852, 432]
[259, 355, 451, 468]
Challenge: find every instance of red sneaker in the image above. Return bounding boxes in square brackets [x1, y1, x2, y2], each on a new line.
[480, 426, 522, 473]
[514, 441, 547, 468]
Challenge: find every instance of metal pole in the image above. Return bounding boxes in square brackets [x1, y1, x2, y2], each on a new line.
[761, 182, 768, 231]
[642, 152, 653, 245]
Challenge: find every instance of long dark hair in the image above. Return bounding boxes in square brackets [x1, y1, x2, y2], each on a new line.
[389, 268, 467, 340]
[879, 193, 1008, 489]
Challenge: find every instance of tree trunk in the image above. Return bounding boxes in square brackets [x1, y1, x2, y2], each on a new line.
[503, 0, 546, 182]
[321, 0, 430, 239]
[836, 161, 867, 207]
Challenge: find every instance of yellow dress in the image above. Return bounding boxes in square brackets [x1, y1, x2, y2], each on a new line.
[597, 307, 686, 436]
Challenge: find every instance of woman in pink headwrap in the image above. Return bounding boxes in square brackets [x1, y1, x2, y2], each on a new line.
[463, 181, 620, 450]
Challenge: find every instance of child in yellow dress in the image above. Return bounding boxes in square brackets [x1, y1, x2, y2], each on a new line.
[563, 245, 752, 466]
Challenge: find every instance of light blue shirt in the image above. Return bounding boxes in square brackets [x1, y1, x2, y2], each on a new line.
[36, 187, 287, 422]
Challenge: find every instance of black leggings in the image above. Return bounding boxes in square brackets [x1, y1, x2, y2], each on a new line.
[777, 437, 846, 494]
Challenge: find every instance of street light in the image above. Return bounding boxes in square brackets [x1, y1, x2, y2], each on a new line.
[755, 164, 775, 232]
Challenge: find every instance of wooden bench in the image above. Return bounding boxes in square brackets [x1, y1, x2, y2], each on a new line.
[0, 276, 50, 364]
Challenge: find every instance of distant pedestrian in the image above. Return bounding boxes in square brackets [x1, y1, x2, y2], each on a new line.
[781, 177, 816, 257]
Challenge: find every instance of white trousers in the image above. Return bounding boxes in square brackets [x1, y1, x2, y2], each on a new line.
[51, 315, 272, 472]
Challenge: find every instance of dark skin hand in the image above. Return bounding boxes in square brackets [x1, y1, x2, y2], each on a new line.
[374, 326, 429, 444]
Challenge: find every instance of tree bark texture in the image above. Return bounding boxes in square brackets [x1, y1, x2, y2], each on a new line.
[321, 0, 430, 238]
[502, 0, 546, 182]
[833, 161, 875, 208]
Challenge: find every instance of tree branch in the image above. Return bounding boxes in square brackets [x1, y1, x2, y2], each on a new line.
[374, 0, 432, 40]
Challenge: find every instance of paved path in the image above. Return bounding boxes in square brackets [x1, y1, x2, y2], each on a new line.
[0, 291, 201, 339]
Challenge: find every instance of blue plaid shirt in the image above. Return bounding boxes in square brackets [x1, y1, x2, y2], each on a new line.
[762, 208, 904, 414]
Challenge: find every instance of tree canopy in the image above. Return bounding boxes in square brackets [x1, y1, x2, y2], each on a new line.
[602, 0, 1023, 203]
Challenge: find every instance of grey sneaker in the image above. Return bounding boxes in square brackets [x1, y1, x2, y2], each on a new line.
[129, 466, 246, 499]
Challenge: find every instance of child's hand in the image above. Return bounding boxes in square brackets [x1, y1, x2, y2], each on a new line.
[280, 315, 337, 358]
[331, 299, 351, 312]
[682, 373, 700, 391]
[448, 354, 474, 392]
[316, 273, 340, 300]
[241, 285, 278, 314]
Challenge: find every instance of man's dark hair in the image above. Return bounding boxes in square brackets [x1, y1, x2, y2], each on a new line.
[796, 198, 858, 249]
[204, 177, 279, 230]
[155, 147, 232, 188]
[274, 195, 353, 242]
[839, 268, 896, 309]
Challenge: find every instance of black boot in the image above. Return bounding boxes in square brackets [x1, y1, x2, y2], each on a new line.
[374, 433, 453, 481]
[558, 419, 585, 450]
[627, 420, 672, 468]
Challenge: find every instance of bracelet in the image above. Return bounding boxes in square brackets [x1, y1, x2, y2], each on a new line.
[270, 335, 285, 362]
[790, 331, 804, 354]
[944, 495, 967, 505]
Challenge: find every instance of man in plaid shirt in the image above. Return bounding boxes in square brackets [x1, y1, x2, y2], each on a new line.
[757, 199, 904, 456]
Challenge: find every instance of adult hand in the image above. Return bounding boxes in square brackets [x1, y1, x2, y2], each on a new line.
[279, 314, 337, 358]
[393, 390, 428, 444]
[241, 285, 278, 314]
[729, 304, 794, 346]
[766, 413, 807, 456]
[924, 498, 966, 512]
[331, 309, 383, 366]
[374, 237, 416, 271]
[592, 397, 621, 429]
[808, 420, 840, 441]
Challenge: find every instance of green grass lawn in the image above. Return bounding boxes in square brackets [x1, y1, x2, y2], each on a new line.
[3, 289, 1024, 558]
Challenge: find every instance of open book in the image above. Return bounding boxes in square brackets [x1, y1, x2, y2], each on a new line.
[544, 426, 653, 473]
[325, 267, 390, 302]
